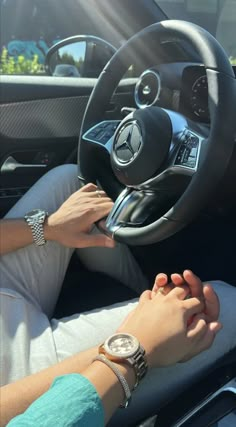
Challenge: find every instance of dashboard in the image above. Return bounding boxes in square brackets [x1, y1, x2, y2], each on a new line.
[180, 64, 236, 123]
[180, 65, 210, 122]
[133, 63, 236, 125]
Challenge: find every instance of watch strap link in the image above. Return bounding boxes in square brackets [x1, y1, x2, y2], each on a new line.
[25, 210, 48, 246]
[127, 345, 148, 388]
[29, 220, 46, 246]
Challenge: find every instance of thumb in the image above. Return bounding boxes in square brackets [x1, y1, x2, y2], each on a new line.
[203, 284, 220, 322]
[76, 233, 115, 248]
[139, 290, 152, 304]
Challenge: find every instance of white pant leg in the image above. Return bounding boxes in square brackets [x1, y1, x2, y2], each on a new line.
[0, 164, 147, 318]
[77, 226, 148, 295]
[0, 165, 78, 317]
[0, 289, 59, 386]
[50, 280, 236, 425]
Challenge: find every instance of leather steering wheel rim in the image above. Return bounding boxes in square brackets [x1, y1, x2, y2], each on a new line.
[78, 20, 236, 245]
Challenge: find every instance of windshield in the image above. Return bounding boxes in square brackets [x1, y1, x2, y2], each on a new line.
[154, 0, 236, 63]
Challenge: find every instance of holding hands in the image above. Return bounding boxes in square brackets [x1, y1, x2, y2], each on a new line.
[118, 270, 222, 368]
[45, 183, 221, 368]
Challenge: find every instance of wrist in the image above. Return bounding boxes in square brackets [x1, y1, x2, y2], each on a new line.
[99, 332, 148, 389]
[112, 360, 136, 390]
[117, 327, 153, 369]
[43, 214, 56, 241]
[94, 357, 136, 392]
[84, 357, 136, 418]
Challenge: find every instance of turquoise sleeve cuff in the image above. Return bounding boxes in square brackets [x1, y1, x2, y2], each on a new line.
[7, 374, 105, 427]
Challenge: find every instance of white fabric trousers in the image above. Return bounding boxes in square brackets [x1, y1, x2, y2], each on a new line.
[1, 164, 236, 425]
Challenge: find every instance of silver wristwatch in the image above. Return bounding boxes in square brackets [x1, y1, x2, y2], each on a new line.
[24, 209, 48, 246]
[99, 333, 148, 388]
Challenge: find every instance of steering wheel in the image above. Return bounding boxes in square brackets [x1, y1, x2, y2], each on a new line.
[78, 20, 236, 246]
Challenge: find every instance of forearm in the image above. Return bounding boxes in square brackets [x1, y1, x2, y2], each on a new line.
[6, 362, 136, 427]
[0, 218, 56, 255]
[0, 347, 98, 426]
[7, 361, 136, 427]
[84, 360, 135, 424]
[0, 219, 34, 255]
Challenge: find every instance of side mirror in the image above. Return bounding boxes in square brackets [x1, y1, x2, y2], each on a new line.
[45, 35, 116, 78]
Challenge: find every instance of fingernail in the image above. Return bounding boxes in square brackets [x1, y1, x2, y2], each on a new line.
[156, 274, 166, 284]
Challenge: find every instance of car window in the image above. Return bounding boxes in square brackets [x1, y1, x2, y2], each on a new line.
[0, 0, 125, 77]
[3, 1, 234, 78]
[154, 0, 236, 62]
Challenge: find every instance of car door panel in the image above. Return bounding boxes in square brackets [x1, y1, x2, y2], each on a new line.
[0, 76, 136, 216]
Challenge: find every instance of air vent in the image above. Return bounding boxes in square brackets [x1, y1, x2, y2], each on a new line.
[134, 69, 161, 109]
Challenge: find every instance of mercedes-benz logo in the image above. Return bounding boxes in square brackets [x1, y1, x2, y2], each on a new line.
[142, 85, 151, 96]
[114, 122, 142, 163]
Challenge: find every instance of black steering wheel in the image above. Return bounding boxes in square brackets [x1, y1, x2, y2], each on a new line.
[78, 20, 236, 246]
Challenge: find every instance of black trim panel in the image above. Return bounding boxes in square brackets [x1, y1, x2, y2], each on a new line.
[0, 76, 137, 103]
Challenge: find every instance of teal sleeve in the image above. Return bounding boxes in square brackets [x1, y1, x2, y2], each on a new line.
[7, 374, 105, 427]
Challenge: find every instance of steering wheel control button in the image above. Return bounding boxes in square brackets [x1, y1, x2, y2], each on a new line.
[83, 121, 120, 146]
[111, 107, 172, 186]
[135, 69, 161, 109]
[175, 131, 200, 169]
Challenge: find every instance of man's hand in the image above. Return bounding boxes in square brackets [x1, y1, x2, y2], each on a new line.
[44, 183, 115, 249]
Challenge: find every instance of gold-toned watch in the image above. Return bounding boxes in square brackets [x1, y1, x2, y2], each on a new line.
[99, 333, 148, 388]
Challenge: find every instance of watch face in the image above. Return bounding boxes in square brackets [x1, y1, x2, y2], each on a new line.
[25, 209, 45, 220]
[104, 333, 139, 358]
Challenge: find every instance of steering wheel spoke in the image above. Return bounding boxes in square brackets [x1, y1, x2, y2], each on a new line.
[137, 111, 205, 194]
[82, 120, 120, 153]
[173, 128, 202, 172]
[105, 187, 163, 236]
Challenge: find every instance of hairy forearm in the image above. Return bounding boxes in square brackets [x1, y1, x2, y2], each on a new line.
[0, 218, 56, 255]
[0, 347, 98, 426]
[0, 219, 34, 255]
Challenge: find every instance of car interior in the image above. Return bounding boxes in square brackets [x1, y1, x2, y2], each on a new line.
[0, 1, 236, 426]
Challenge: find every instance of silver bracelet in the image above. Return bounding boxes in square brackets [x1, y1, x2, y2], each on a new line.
[93, 354, 132, 408]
